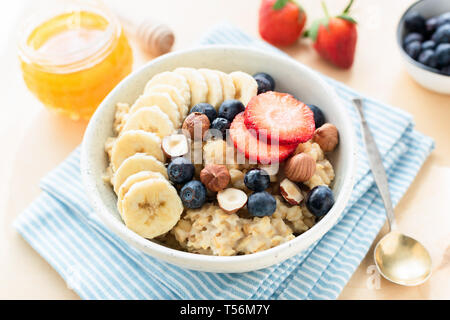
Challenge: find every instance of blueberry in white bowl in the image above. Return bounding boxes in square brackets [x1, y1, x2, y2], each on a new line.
[167, 157, 195, 184]
[180, 180, 206, 209]
[218, 99, 245, 122]
[397, 0, 450, 94]
[189, 103, 217, 123]
[253, 72, 275, 89]
[253, 72, 275, 94]
[306, 186, 335, 217]
[405, 12, 426, 34]
[209, 117, 230, 139]
[244, 168, 270, 192]
[247, 191, 277, 217]
[307, 104, 326, 129]
[404, 32, 424, 46]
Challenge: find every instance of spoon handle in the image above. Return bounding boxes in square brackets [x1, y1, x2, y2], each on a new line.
[352, 98, 397, 231]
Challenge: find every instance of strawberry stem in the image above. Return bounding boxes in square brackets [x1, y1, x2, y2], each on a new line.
[273, 0, 289, 10]
[343, 0, 354, 14]
[321, 1, 330, 19]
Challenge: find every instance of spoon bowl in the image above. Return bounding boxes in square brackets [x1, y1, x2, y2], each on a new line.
[374, 231, 432, 286]
[353, 97, 432, 286]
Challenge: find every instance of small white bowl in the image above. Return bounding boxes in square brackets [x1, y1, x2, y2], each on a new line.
[397, 0, 450, 94]
[81, 45, 356, 273]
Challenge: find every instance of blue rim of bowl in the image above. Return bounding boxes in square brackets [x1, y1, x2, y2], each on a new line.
[396, 0, 449, 77]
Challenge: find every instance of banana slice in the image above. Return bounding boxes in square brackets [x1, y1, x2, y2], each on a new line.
[198, 68, 223, 109]
[230, 71, 258, 106]
[174, 67, 208, 107]
[130, 92, 181, 128]
[117, 171, 166, 214]
[144, 84, 188, 119]
[121, 178, 183, 239]
[144, 71, 191, 106]
[215, 70, 236, 101]
[113, 153, 168, 193]
[111, 130, 164, 171]
[122, 106, 174, 139]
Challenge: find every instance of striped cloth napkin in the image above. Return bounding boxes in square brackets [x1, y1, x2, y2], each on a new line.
[14, 24, 434, 300]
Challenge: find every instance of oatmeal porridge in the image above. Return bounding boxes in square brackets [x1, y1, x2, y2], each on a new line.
[104, 68, 339, 256]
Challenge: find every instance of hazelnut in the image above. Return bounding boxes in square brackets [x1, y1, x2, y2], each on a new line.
[280, 178, 304, 205]
[162, 134, 189, 158]
[200, 164, 231, 192]
[217, 188, 248, 214]
[313, 123, 339, 152]
[182, 112, 210, 140]
[284, 153, 316, 182]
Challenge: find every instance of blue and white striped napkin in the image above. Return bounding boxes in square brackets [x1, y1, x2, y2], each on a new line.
[14, 24, 434, 300]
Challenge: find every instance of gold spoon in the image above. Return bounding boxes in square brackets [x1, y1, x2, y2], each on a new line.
[353, 98, 432, 286]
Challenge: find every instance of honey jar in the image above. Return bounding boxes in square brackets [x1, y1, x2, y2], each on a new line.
[18, 3, 133, 120]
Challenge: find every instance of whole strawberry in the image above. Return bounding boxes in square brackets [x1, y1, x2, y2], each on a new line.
[306, 0, 357, 69]
[259, 0, 307, 46]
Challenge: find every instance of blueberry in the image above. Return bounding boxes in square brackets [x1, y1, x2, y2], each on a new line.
[421, 40, 436, 51]
[426, 17, 438, 34]
[209, 117, 230, 139]
[180, 180, 206, 209]
[403, 32, 423, 46]
[405, 41, 422, 59]
[307, 104, 326, 128]
[218, 99, 245, 121]
[418, 49, 438, 68]
[253, 72, 275, 90]
[441, 65, 450, 75]
[306, 186, 334, 217]
[189, 103, 217, 123]
[436, 12, 450, 28]
[404, 12, 426, 33]
[432, 24, 450, 44]
[435, 43, 450, 66]
[167, 157, 195, 184]
[254, 76, 272, 94]
[244, 168, 270, 192]
[247, 191, 277, 217]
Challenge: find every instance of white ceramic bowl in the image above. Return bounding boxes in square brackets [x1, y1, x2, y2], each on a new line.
[397, 0, 450, 94]
[81, 45, 356, 273]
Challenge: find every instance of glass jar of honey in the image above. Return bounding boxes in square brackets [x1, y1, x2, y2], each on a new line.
[18, 1, 133, 120]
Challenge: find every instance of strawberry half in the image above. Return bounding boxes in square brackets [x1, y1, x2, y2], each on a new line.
[244, 91, 315, 145]
[229, 112, 297, 164]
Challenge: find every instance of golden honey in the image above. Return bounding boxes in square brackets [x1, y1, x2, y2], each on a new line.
[19, 9, 133, 120]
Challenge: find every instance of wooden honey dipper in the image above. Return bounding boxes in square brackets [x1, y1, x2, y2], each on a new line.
[117, 15, 175, 56]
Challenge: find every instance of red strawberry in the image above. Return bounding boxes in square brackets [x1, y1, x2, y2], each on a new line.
[305, 0, 357, 69]
[259, 0, 307, 46]
[244, 91, 315, 145]
[230, 112, 297, 164]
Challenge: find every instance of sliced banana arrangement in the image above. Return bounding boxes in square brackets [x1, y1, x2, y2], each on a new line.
[215, 70, 236, 101]
[111, 130, 165, 171]
[144, 84, 188, 119]
[104, 67, 259, 240]
[230, 71, 258, 106]
[121, 178, 183, 239]
[117, 171, 166, 213]
[144, 71, 191, 106]
[130, 92, 181, 129]
[122, 106, 174, 139]
[113, 153, 168, 193]
[174, 67, 208, 107]
[198, 68, 224, 109]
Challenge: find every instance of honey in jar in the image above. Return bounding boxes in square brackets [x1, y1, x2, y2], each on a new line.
[18, 5, 133, 120]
